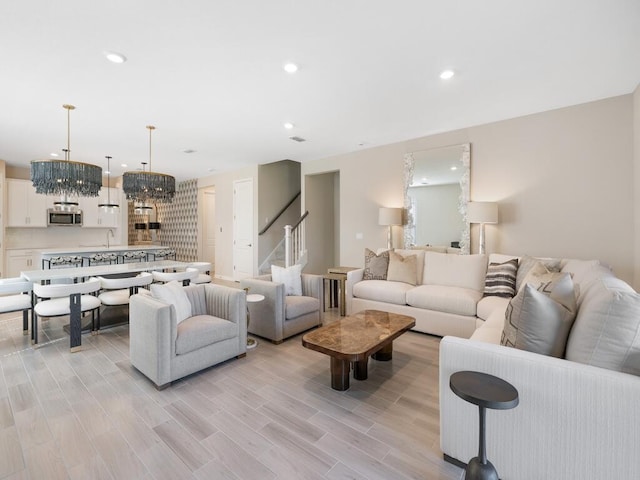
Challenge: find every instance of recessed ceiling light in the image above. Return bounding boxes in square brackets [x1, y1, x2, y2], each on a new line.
[450, 166, 458, 171]
[104, 51, 127, 64]
[284, 122, 294, 130]
[283, 63, 298, 74]
[50, 152, 59, 157]
[121, 163, 128, 168]
[104, 170, 111, 175]
[440, 69, 455, 80]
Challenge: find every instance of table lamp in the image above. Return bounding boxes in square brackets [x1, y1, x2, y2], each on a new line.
[379, 207, 403, 250]
[467, 202, 498, 254]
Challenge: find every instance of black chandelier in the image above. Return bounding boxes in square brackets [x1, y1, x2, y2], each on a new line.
[30, 104, 103, 199]
[122, 125, 175, 203]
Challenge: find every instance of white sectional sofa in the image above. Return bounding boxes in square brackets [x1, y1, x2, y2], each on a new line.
[347, 250, 640, 479]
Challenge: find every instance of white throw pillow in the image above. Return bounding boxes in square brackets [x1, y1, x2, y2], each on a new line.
[271, 264, 303, 296]
[150, 281, 192, 324]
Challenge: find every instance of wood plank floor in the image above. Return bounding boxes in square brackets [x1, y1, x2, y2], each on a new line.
[0, 296, 464, 479]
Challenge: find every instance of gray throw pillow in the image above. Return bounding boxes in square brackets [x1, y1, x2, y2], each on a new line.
[363, 248, 389, 280]
[501, 272, 577, 358]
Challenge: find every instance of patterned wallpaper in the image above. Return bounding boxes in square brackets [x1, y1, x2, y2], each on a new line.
[127, 179, 198, 261]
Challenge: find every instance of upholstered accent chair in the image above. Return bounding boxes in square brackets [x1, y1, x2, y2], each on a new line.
[240, 273, 323, 344]
[129, 283, 247, 389]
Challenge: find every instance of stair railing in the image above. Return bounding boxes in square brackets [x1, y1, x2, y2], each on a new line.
[259, 191, 301, 236]
[285, 211, 309, 267]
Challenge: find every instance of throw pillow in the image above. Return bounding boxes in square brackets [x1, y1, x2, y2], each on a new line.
[501, 272, 577, 358]
[387, 251, 418, 285]
[150, 280, 192, 324]
[483, 258, 518, 298]
[271, 264, 303, 296]
[516, 255, 562, 291]
[363, 248, 389, 280]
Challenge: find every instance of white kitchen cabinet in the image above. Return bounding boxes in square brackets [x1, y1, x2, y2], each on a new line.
[6, 249, 39, 277]
[6, 179, 48, 227]
[80, 187, 120, 228]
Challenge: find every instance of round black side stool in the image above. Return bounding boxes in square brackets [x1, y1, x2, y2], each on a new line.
[449, 371, 519, 480]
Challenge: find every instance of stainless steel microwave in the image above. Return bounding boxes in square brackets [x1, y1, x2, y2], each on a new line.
[47, 209, 83, 226]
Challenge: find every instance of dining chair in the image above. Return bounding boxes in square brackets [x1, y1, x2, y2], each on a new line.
[152, 267, 199, 286]
[189, 262, 212, 284]
[96, 272, 153, 330]
[0, 277, 33, 335]
[32, 277, 101, 347]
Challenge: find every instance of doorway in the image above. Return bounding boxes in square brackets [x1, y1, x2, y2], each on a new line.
[233, 178, 254, 280]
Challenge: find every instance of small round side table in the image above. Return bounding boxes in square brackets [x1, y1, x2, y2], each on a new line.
[449, 371, 519, 480]
[245, 293, 264, 349]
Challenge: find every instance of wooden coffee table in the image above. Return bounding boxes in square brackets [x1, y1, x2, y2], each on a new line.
[302, 310, 416, 390]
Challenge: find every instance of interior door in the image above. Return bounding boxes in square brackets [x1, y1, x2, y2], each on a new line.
[203, 188, 216, 271]
[233, 178, 254, 280]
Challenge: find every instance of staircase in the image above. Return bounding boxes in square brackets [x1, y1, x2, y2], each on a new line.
[259, 211, 308, 274]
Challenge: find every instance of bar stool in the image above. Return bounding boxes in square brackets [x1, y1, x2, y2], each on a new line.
[84, 252, 118, 266]
[148, 248, 176, 261]
[0, 278, 33, 335]
[42, 255, 83, 270]
[32, 277, 102, 347]
[118, 251, 148, 264]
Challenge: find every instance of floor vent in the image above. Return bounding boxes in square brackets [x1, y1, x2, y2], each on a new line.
[289, 136, 306, 142]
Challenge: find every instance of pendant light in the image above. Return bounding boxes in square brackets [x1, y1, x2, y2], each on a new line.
[98, 155, 120, 212]
[122, 125, 175, 203]
[30, 104, 102, 208]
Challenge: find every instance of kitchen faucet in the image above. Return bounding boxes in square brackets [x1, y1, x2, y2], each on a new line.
[106, 229, 114, 248]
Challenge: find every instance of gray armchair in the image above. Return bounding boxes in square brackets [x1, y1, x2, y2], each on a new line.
[129, 283, 246, 389]
[240, 273, 323, 343]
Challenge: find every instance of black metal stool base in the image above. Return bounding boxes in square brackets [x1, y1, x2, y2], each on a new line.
[465, 457, 499, 480]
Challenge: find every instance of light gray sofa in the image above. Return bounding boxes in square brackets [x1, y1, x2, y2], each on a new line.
[439, 256, 640, 480]
[240, 273, 322, 343]
[129, 283, 247, 389]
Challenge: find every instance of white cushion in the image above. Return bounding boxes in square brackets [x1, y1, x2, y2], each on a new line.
[271, 264, 302, 296]
[35, 295, 101, 317]
[476, 295, 510, 321]
[406, 285, 481, 317]
[151, 281, 192, 324]
[192, 273, 212, 284]
[98, 289, 130, 306]
[422, 252, 488, 292]
[352, 280, 412, 305]
[0, 294, 31, 313]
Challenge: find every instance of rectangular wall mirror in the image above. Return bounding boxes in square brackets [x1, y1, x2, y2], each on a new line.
[403, 143, 470, 254]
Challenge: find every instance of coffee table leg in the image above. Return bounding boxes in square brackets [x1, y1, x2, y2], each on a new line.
[372, 342, 393, 361]
[353, 358, 368, 380]
[330, 357, 350, 391]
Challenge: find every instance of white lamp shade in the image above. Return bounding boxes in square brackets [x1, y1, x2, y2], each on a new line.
[378, 207, 403, 226]
[467, 202, 498, 224]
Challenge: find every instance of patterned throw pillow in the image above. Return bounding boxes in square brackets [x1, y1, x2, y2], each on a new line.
[516, 255, 562, 291]
[501, 272, 577, 357]
[483, 259, 518, 298]
[363, 248, 389, 280]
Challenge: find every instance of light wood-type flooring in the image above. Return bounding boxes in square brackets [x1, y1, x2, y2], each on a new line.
[0, 293, 464, 479]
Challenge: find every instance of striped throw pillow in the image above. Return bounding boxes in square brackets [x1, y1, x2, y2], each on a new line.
[483, 259, 518, 298]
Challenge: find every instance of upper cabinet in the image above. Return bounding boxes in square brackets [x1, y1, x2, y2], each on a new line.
[6, 179, 48, 227]
[80, 187, 121, 228]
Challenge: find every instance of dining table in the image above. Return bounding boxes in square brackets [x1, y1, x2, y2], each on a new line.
[21, 260, 192, 352]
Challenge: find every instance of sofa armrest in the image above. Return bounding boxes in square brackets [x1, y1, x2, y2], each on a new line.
[204, 284, 247, 349]
[129, 293, 177, 387]
[439, 336, 640, 480]
[240, 277, 285, 341]
[301, 273, 323, 301]
[345, 268, 364, 315]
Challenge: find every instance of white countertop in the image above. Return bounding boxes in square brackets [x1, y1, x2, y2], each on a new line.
[39, 245, 168, 256]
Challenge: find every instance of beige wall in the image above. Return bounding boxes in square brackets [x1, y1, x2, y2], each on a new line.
[302, 94, 635, 284]
[634, 83, 640, 289]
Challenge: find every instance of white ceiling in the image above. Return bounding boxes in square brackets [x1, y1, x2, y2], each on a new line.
[1, 0, 639, 182]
